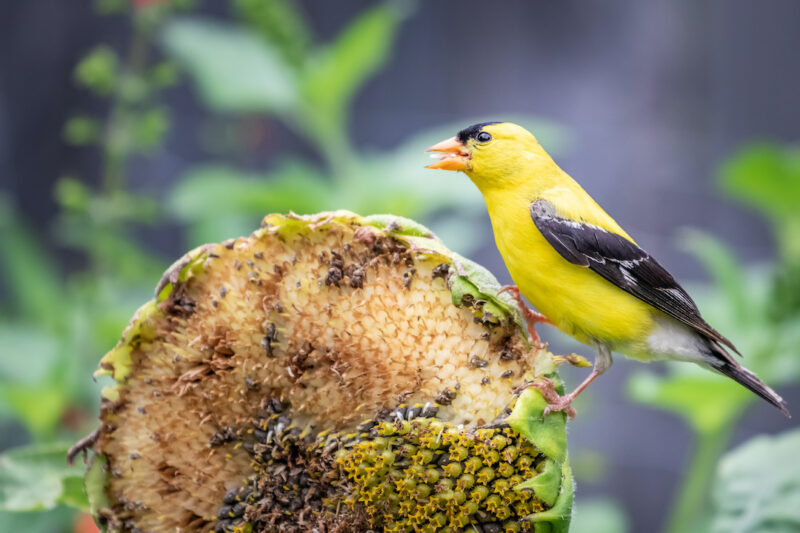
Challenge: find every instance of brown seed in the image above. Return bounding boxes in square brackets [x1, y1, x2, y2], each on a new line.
[435, 388, 457, 406]
[432, 263, 450, 280]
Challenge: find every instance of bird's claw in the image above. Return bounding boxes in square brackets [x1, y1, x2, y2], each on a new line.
[497, 285, 553, 343]
[517, 377, 577, 420]
[541, 399, 577, 420]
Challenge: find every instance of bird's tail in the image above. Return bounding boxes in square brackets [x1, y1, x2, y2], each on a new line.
[708, 346, 791, 418]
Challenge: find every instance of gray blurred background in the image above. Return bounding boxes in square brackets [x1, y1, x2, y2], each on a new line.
[1, 1, 799, 531]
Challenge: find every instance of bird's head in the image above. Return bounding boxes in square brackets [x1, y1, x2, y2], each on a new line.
[426, 121, 551, 190]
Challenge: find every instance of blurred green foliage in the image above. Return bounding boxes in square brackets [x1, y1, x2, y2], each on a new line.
[711, 428, 800, 533]
[0, 1, 560, 531]
[0, 1, 795, 532]
[160, 0, 563, 247]
[0, 443, 88, 512]
[628, 141, 800, 533]
[719, 144, 800, 318]
[0, 1, 191, 530]
[570, 498, 630, 533]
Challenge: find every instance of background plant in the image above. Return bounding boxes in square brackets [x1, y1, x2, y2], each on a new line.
[0, 0, 193, 530]
[159, 0, 562, 249]
[0, 1, 559, 530]
[0, 1, 797, 532]
[628, 143, 800, 533]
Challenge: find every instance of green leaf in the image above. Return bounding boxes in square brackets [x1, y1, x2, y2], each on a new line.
[680, 230, 749, 322]
[0, 508, 78, 533]
[570, 498, 630, 533]
[529, 459, 574, 533]
[148, 61, 179, 88]
[301, 2, 406, 136]
[506, 387, 568, 463]
[516, 458, 562, 507]
[169, 161, 332, 218]
[168, 162, 333, 245]
[0, 324, 60, 385]
[0, 385, 67, 438]
[0, 324, 69, 437]
[0, 443, 88, 512]
[74, 45, 118, 96]
[627, 368, 752, 433]
[54, 177, 92, 213]
[55, 217, 165, 284]
[719, 143, 800, 221]
[0, 213, 64, 328]
[63, 116, 101, 145]
[85, 454, 109, 518]
[711, 429, 800, 533]
[234, 0, 312, 68]
[161, 17, 297, 114]
[133, 107, 169, 150]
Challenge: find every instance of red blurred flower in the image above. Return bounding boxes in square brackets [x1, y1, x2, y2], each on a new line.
[74, 513, 100, 533]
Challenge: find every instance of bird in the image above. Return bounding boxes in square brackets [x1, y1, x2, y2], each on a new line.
[425, 121, 790, 419]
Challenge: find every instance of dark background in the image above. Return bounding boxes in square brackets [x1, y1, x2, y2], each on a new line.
[2, 1, 799, 531]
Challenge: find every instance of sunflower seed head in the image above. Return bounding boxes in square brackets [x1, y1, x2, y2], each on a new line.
[85, 212, 571, 532]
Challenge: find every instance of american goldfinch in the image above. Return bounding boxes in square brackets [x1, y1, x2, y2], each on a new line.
[426, 121, 790, 418]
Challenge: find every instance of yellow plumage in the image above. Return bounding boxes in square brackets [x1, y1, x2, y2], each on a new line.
[425, 121, 790, 417]
[467, 123, 655, 353]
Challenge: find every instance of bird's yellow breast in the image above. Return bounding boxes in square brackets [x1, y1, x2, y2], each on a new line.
[482, 190, 656, 350]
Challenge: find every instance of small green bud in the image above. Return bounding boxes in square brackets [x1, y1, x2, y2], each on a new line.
[464, 456, 483, 474]
[490, 435, 508, 450]
[431, 512, 447, 527]
[502, 445, 519, 462]
[451, 445, 469, 462]
[476, 466, 496, 484]
[379, 450, 395, 466]
[415, 483, 431, 499]
[435, 478, 454, 493]
[415, 449, 434, 465]
[470, 485, 490, 502]
[443, 461, 463, 478]
[457, 473, 475, 491]
[497, 462, 514, 478]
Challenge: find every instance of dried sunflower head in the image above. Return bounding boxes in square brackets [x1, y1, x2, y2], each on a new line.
[84, 211, 573, 532]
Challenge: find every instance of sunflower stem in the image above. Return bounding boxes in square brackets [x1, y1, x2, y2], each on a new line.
[664, 420, 735, 533]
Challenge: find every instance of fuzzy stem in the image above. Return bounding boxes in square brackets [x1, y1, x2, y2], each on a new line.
[101, 22, 150, 196]
[664, 420, 735, 533]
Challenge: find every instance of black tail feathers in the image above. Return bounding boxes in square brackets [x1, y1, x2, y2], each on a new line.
[713, 358, 791, 418]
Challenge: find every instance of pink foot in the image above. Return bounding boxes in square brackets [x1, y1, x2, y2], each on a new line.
[497, 285, 553, 343]
[519, 377, 577, 420]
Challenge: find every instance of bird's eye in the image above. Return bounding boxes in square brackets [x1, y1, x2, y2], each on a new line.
[476, 131, 492, 143]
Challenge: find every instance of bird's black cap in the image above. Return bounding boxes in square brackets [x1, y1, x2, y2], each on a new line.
[457, 121, 501, 144]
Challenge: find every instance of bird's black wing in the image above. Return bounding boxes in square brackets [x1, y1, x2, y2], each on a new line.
[530, 199, 740, 355]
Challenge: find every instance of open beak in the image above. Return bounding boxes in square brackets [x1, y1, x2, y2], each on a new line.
[425, 136, 470, 171]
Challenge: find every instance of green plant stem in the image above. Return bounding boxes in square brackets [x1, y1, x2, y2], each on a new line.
[664, 420, 736, 533]
[102, 16, 152, 196]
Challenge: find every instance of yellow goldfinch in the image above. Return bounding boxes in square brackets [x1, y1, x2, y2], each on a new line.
[426, 121, 790, 418]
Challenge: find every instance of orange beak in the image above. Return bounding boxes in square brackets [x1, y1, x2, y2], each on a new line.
[425, 136, 470, 171]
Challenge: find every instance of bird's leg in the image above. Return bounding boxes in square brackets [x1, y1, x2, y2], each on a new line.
[528, 342, 613, 419]
[497, 285, 553, 342]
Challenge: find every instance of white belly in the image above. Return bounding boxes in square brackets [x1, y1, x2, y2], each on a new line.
[630, 315, 709, 364]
